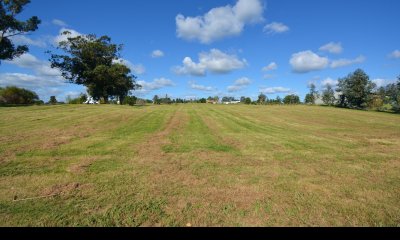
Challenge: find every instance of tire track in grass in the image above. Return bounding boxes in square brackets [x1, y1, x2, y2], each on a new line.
[142, 106, 270, 226]
[207, 106, 338, 153]
[0, 107, 164, 177]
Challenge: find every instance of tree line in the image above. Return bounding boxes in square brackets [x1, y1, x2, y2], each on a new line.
[303, 69, 400, 113]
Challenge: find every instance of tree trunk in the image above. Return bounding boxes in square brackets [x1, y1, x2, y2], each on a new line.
[102, 96, 109, 104]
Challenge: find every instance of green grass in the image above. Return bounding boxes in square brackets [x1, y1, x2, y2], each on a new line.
[0, 104, 399, 226]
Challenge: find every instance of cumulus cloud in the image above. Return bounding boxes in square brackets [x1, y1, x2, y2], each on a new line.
[53, 28, 82, 45]
[176, 0, 264, 44]
[321, 77, 338, 88]
[262, 62, 277, 71]
[319, 42, 343, 54]
[1, 52, 72, 101]
[388, 50, 400, 59]
[11, 35, 47, 48]
[0, 73, 64, 88]
[227, 77, 251, 92]
[5, 53, 61, 77]
[174, 49, 247, 76]
[137, 78, 175, 93]
[259, 87, 291, 94]
[174, 57, 206, 76]
[189, 80, 215, 91]
[290, 50, 329, 73]
[52, 19, 68, 27]
[113, 58, 146, 75]
[151, 50, 164, 58]
[330, 55, 365, 68]
[263, 22, 289, 34]
[372, 78, 396, 88]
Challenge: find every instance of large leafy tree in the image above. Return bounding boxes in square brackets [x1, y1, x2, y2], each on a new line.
[49, 32, 140, 103]
[283, 94, 300, 104]
[304, 83, 318, 104]
[0, 85, 39, 104]
[322, 84, 336, 106]
[257, 93, 267, 105]
[336, 69, 375, 109]
[0, 0, 41, 62]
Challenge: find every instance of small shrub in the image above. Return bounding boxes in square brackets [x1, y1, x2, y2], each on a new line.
[123, 96, 137, 106]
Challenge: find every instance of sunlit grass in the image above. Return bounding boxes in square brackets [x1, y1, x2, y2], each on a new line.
[0, 104, 399, 226]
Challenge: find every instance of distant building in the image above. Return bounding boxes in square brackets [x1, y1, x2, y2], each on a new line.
[207, 100, 218, 104]
[83, 97, 99, 104]
[223, 100, 241, 105]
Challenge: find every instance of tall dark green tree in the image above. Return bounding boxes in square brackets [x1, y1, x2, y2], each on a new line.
[336, 69, 376, 109]
[275, 96, 282, 104]
[283, 94, 300, 104]
[257, 93, 267, 105]
[322, 84, 336, 106]
[304, 83, 318, 104]
[153, 95, 160, 104]
[48, 32, 140, 103]
[0, 0, 41, 62]
[49, 96, 57, 105]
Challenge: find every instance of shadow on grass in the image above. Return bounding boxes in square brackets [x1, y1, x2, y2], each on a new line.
[316, 104, 400, 115]
[0, 104, 37, 108]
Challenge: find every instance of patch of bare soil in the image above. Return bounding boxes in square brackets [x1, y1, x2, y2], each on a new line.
[39, 128, 93, 150]
[132, 109, 268, 226]
[201, 115, 244, 150]
[41, 182, 82, 196]
[67, 156, 98, 173]
[135, 109, 188, 163]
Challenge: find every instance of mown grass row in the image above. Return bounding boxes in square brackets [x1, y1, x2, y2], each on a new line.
[0, 104, 399, 226]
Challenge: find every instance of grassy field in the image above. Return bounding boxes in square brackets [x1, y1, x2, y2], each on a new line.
[0, 104, 399, 226]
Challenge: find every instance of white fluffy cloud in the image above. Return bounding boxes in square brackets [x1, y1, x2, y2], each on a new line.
[259, 87, 291, 94]
[189, 81, 215, 91]
[174, 49, 247, 76]
[262, 62, 277, 71]
[1, 53, 69, 100]
[176, 0, 264, 44]
[11, 35, 47, 48]
[227, 77, 251, 92]
[5, 53, 61, 77]
[53, 28, 82, 45]
[52, 19, 68, 27]
[330, 55, 365, 68]
[263, 22, 289, 34]
[113, 58, 146, 75]
[151, 50, 164, 58]
[0, 73, 64, 88]
[321, 77, 338, 88]
[389, 50, 400, 59]
[289, 50, 329, 73]
[137, 78, 175, 92]
[372, 78, 396, 88]
[319, 42, 343, 54]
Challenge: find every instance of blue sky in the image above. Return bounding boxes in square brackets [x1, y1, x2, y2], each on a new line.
[1, 0, 399, 101]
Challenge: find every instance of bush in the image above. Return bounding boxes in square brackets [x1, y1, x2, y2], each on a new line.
[49, 96, 57, 105]
[0, 86, 39, 105]
[67, 94, 87, 104]
[283, 94, 301, 104]
[122, 96, 137, 106]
